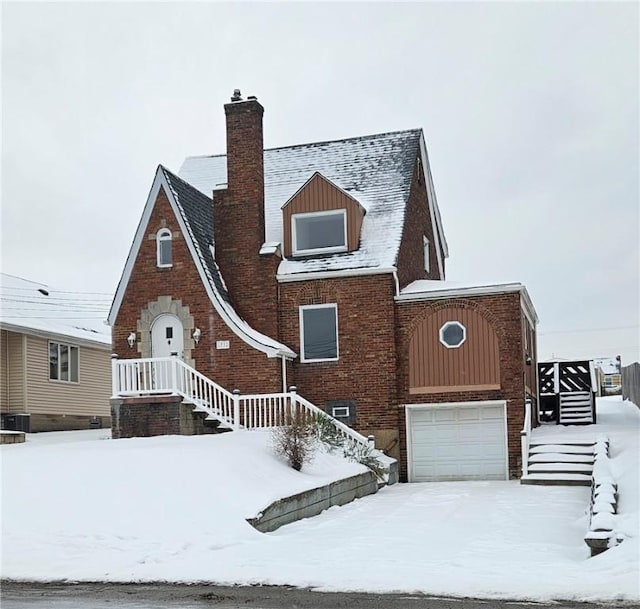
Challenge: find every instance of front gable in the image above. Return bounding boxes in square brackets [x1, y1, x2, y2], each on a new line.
[281, 172, 366, 258]
[108, 166, 295, 360]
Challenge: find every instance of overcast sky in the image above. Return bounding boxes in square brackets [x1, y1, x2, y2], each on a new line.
[2, 2, 638, 364]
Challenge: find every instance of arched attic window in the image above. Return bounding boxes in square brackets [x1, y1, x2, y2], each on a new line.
[156, 228, 172, 268]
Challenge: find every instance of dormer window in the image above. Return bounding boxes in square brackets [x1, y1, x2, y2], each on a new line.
[292, 210, 347, 256]
[157, 229, 172, 267]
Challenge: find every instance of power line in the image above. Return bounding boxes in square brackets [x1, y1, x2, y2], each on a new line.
[539, 324, 639, 335]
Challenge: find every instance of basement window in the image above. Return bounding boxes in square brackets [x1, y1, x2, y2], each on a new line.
[49, 341, 79, 383]
[300, 304, 339, 362]
[292, 210, 347, 256]
[157, 228, 172, 267]
[439, 321, 466, 349]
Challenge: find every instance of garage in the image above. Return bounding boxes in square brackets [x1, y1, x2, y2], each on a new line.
[406, 401, 508, 482]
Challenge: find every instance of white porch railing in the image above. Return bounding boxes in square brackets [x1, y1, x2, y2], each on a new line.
[111, 356, 373, 452]
[520, 397, 532, 477]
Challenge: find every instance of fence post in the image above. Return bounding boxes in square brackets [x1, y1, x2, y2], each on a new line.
[367, 434, 376, 449]
[288, 386, 297, 421]
[111, 354, 118, 397]
[233, 389, 240, 431]
[170, 353, 178, 394]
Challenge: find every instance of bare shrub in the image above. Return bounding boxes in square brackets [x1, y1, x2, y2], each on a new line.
[271, 409, 317, 471]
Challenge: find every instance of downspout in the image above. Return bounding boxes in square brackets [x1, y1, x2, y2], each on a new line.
[281, 355, 287, 394]
[392, 268, 400, 298]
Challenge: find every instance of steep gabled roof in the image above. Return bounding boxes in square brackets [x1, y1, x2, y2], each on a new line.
[179, 129, 448, 279]
[108, 166, 295, 359]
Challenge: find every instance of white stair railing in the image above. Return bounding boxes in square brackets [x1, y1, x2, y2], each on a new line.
[112, 356, 237, 429]
[112, 359, 373, 452]
[520, 398, 532, 477]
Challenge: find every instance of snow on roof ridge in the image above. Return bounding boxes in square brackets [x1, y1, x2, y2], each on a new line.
[182, 128, 423, 161]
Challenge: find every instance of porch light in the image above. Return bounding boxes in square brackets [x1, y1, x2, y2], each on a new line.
[193, 328, 201, 344]
[127, 332, 137, 348]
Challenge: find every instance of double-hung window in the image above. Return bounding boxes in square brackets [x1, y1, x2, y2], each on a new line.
[299, 304, 339, 362]
[292, 210, 347, 256]
[157, 228, 172, 267]
[49, 342, 79, 382]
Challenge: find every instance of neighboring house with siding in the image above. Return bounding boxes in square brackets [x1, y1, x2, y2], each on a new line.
[0, 274, 111, 432]
[109, 91, 539, 482]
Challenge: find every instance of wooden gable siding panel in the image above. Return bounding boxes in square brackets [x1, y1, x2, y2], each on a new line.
[24, 335, 110, 417]
[1, 330, 26, 413]
[409, 307, 500, 393]
[283, 174, 364, 256]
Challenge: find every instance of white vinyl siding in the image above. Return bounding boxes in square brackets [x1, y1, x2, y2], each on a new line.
[407, 402, 508, 482]
[26, 335, 110, 417]
[0, 330, 26, 413]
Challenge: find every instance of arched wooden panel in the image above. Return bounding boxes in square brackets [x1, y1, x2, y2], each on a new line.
[409, 307, 500, 394]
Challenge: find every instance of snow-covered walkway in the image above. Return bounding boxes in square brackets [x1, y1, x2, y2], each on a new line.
[1, 397, 638, 603]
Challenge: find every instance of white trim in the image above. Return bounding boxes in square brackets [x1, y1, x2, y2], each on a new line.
[0, 322, 111, 350]
[48, 340, 80, 384]
[281, 171, 368, 212]
[299, 303, 339, 363]
[277, 266, 396, 283]
[397, 281, 539, 324]
[418, 133, 448, 278]
[291, 209, 348, 256]
[439, 321, 466, 348]
[405, 400, 509, 482]
[156, 228, 173, 268]
[108, 166, 295, 360]
[423, 236, 430, 273]
[332, 406, 350, 418]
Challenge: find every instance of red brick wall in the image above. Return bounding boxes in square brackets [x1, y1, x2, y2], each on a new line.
[112, 188, 281, 395]
[396, 157, 443, 289]
[395, 293, 527, 480]
[213, 99, 279, 339]
[279, 274, 399, 434]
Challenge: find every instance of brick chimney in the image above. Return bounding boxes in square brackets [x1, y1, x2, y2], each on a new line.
[213, 91, 279, 338]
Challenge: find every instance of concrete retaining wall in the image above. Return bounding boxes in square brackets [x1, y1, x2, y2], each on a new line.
[247, 470, 378, 533]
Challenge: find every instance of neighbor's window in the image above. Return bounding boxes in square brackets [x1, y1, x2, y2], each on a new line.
[423, 236, 430, 273]
[300, 304, 339, 362]
[157, 228, 172, 267]
[439, 321, 466, 349]
[292, 210, 347, 255]
[49, 342, 79, 382]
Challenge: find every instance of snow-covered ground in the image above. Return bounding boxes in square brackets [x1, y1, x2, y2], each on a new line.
[1, 397, 638, 603]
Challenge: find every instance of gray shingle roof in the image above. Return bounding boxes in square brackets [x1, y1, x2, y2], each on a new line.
[179, 129, 423, 276]
[158, 166, 294, 357]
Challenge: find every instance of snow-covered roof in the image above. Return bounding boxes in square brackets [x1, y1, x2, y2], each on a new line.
[594, 358, 619, 375]
[0, 273, 111, 347]
[179, 129, 448, 278]
[397, 279, 539, 324]
[108, 167, 295, 360]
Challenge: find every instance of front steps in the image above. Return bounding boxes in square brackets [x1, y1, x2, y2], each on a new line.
[559, 391, 594, 424]
[521, 440, 596, 486]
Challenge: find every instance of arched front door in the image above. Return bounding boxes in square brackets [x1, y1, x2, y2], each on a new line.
[151, 314, 184, 359]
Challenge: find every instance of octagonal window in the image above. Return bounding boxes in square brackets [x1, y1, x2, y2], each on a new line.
[439, 321, 466, 348]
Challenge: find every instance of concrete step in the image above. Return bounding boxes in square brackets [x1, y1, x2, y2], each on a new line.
[521, 473, 592, 486]
[528, 462, 593, 474]
[529, 444, 595, 454]
[529, 452, 594, 464]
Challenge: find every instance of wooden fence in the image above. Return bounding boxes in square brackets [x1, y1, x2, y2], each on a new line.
[621, 362, 640, 408]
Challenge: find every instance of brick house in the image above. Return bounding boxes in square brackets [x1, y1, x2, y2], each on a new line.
[109, 91, 539, 482]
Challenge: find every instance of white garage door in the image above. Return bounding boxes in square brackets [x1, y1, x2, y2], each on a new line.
[408, 402, 507, 482]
